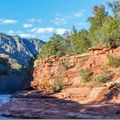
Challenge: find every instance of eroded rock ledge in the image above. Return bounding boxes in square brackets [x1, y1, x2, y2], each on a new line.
[31, 46, 120, 91]
[0, 81, 120, 119]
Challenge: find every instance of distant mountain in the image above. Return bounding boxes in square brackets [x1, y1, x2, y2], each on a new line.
[0, 33, 45, 66]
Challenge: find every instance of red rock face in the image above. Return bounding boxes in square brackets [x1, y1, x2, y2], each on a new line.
[31, 54, 88, 90]
[31, 46, 120, 91]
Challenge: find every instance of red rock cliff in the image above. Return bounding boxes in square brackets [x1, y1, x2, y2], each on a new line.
[31, 46, 120, 91]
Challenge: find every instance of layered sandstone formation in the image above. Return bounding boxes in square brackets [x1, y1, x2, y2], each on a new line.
[31, 46, 120, 91]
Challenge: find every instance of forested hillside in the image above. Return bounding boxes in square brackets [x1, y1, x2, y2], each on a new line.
[38, 0, 120, 59]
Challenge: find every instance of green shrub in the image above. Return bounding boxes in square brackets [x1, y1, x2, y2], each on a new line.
[108, 55, 120, 68]
[19, 64, 33, 74]
[101, 67, 109, 76]
[0, 57, 10, 76]
[101, 67, 108, 73]
[40, 80, 51, 90]
[48, 59, 53, 65]
[0, 66, 9, 75]
[93, 75, 108, 86]
[80, 69, 91, 83]
[51, 77, 64, 93]
[61, 59, 69, 70]
[38, 34, 65, 59]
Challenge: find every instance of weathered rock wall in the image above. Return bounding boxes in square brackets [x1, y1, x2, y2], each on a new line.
[31, 46, 120, 91]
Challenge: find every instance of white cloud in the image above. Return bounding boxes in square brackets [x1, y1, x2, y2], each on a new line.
[8, 30, 14, 34]
[23, 24, 32, 28]
[74, 10, 85, 18]
[31, 27, 54, 33]
[31, 27, 71, 35]
[54, 18, 67, 25]
[19, 33, 35, 38]
[29, 18, 42, 23]
[76, 22, 86, 26]
[53, 14, 71, 25]
[7, 30, 35, 38]
[7, 30, 22, 35]
[0, 19, 18, 24]
[16, 31, 22, 34]
[53, 9, 85, 25]
[55, 28, 69, 35]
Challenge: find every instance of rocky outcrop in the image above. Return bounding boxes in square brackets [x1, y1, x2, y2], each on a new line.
[31, 46, 120, 91]
[31, 53, 89, 91]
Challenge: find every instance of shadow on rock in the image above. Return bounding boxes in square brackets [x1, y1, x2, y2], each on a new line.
[0, 89, 120, 119]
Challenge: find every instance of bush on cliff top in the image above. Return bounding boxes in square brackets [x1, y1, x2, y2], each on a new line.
[38, 0, 120, 59]
[108, 55, 120, 68]
[38, 34, 65, 59]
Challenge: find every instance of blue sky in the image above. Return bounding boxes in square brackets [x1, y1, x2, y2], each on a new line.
[0, 0, 113, 41]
